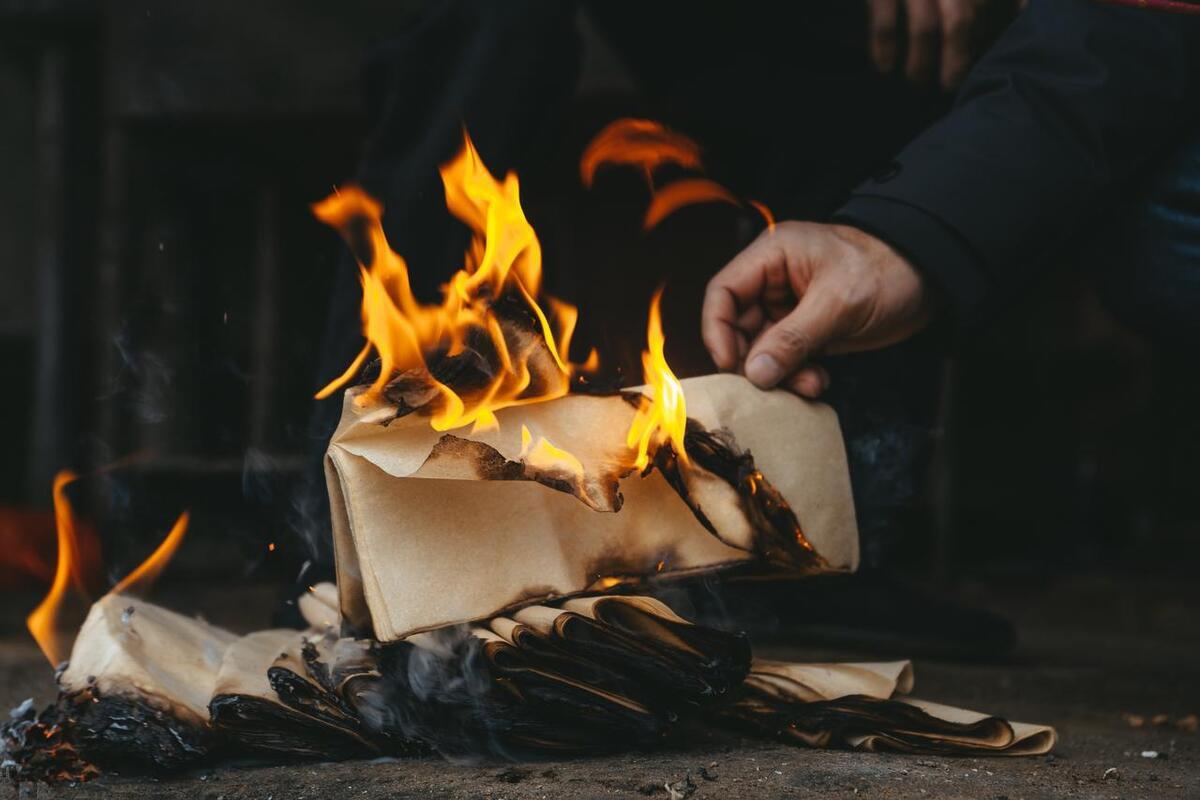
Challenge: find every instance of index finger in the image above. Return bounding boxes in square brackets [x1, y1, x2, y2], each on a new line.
[867, 0, 899, 74]
[904, 0, 939, 85]
[701, 234, 785, 370]
[938, 0, 973, 90]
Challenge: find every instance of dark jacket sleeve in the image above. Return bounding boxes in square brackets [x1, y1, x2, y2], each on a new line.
[834, 0, 1200, 323]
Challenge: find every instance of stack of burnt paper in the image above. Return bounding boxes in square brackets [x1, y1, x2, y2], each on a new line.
[3, 374, 1054, 782]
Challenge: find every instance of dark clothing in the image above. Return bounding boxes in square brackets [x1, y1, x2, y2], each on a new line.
[1096, 132, 1200, 346]
[837, 0, 1200, 335]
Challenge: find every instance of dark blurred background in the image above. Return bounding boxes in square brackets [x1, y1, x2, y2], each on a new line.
[1, 0, 1197, 634]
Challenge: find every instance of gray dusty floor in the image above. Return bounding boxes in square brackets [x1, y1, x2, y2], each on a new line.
[2, 575, 1198, 799]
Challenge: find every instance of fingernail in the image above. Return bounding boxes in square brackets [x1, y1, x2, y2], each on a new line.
[746, 354, 782, 387]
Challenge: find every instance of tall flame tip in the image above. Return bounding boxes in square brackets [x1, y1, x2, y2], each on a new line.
[626, 287, 689, 470]
[314, 125, 587, 434]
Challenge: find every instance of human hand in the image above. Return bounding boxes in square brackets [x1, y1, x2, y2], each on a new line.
[701, 222, 937, 398]
[866, 0, 990, 90]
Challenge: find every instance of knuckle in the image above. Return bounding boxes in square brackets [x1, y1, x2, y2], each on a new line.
[775, 220, 806, 238]
[772, 324, 814, 356]
[824, 270, 872, 310]
[830, 283, 863, 312]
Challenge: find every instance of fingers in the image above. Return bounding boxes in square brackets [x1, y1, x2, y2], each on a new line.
[873, 0, 981, 91]
[743, 287, 845, 389]
[701, 233, 789, 371]
[785, 364, 831, 399]
[867, 0, 899, 74]
[904, 0, 940, 85]
[701, 280, 742, 371]
[937, 0, 974, 90]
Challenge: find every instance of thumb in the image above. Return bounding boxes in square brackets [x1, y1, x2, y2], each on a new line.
[743, 289, 843, 389]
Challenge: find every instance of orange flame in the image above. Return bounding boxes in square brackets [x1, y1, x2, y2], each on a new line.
[592, 576, 627, 591]
[627, 288, 689, 470]
[580, 118, 703, 189]
[26, 470, 191, 666]
[108, 511, 189, 597]
[643, 178, 739, 230]
[582, 118, 775, 232]
[748, 199, 776, 231]
[26, 471, 87, 665]
[314, 130, 586, 432]
[520, 424, 585, 480]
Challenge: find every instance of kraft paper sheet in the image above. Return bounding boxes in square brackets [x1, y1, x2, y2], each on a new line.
[324, 373, 859, 641]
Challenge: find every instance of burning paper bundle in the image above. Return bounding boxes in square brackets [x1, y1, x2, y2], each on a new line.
[4, 120, 1055, 784]
[326, 370, 859, 640]
[4, 588, 753, 777]
[316, 129, 857, 640]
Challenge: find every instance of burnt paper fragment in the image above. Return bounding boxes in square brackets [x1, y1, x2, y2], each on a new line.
[209, 630, 384, 760]
[707, 660, 1056, 756]
[1, 682, 216, 782]
[60, 687, 215, 772]
[712, 693, 1013, 753]
[302, 595, 750, 760]
[658, 420, 828, 572]
[1, 698, 99, 784]
[416, 434, 624, 512]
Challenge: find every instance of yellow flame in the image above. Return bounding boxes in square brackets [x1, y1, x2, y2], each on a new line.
[108, 512, 190, 597]
[313, 130, 590, 433]
[26, 471, 84, 665]
[520, 424, 585, 479]
[593, 576, 626, 590]
[627, 288, 689, 470]
[26, 469, 192, 666]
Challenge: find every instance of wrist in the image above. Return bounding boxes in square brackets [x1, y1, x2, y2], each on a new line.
[833, 196, 990, 324]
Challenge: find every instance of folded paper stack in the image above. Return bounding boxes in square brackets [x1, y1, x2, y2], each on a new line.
[711, 660, 1055, 756]
[3, 585, 1053, 781]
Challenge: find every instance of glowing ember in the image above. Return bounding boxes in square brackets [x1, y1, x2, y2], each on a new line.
[109, 512, 190, 597]
[313, 130, 589, 433]
[627, 288, 689, 471]
[592, 576, 627, 591]
[519, 424, 585, 480]
[26, 472, 87, 665]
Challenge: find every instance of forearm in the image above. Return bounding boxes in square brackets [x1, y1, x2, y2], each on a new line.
[835, 0, 1200, 323]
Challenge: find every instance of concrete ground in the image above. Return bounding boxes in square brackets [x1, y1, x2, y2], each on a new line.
[2, 574, 1197, 799]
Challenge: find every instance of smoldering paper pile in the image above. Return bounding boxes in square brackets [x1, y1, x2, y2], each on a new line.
[3, 122, 1054, 783]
